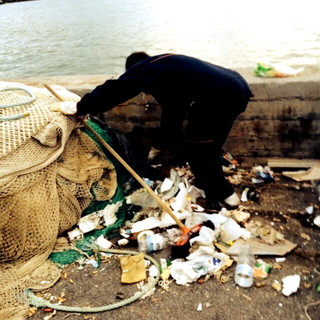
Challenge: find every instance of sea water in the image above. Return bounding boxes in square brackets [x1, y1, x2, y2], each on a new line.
[0, 0, 319, 78]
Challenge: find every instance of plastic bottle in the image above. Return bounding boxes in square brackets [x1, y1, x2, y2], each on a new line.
[234, 241, 255, 288]
[137, 230, 169, 252]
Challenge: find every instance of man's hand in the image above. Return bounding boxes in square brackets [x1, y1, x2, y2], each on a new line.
[50, 101, 78, 115]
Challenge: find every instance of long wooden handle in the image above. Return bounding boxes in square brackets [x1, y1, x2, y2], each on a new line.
[82, 120, 186, 229]
[44, 84, 187, 230]
[44, 84, 64, 101]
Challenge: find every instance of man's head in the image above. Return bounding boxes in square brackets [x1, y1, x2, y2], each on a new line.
[125, 52, 150, 70]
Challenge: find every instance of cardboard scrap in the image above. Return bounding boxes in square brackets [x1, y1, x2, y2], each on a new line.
[215, 238, 297, 256]
[268, 158, 320, 169]
[120, 253, 147, 283]
[282, 164, 320, 181]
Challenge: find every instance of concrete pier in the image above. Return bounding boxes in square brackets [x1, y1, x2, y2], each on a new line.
[4, 65, 320, 159]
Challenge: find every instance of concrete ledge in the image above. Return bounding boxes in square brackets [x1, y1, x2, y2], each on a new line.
[3, 65, 320, 159]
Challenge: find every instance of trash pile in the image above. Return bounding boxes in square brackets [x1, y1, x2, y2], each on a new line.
[44, 160, 318, 310]
[25, 154, 320, 319]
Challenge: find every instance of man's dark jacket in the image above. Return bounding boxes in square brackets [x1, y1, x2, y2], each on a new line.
[77, 54, 252, 148]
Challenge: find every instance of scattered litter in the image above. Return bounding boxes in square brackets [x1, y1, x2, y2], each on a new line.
[119, 228, 131, 238]
[170, 246, 230, 285]
[246, 219, 285, 245]
[227, 173, 243, 185]
[313, 215, 320, 227]
[241, 187, 260, 202]
[117, 238, 129, 246]
[305, 206, 314, 215]
[272, 280, 282, 292]
[282, 274, 301, 296]
[137, 278, 157, 299]
[85, 259, 99, 268]
[301, 233, 311, 241]
[126, 189, 159, 208]
[220, 218, 250, 242]
[188, 185, 206, 204]
[95, 235, 112, 250]
[242, 293, 252, 301]
[42, 163, 309, 314]
[67, 228, 83, 241]
[216, 236, 296, 256]
[78, 213, 101, 233]
[170, 182, 189, 212]
[120, 253, 147, 284]
[137, 231, 169, 252]
[160, 177, 174, 192]
[253, 259, 272, 279]
[130, 217, 162, 234]
[189, 226, 216, 247]
[43, 309, 57, 320]
[282, 164, 320, 182]
[148, 264, 159, 278]
[116, 292, 126, 300]
[255, 281, 266, 288]
[254, 61, 304, 78]
[221, 152, 238, 169]
[158, 168, 181, 200]
[101, 201, 122, 226]
[231, 209, 251, 224]
[251, 165, 274, 183]
[267, 158, 320, 169]
[234, 241, 255, 288]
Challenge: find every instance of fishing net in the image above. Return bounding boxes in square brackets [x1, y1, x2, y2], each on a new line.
[0, 82, 121, 319]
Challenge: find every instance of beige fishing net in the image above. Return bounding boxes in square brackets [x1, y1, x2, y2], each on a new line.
[0, 82, 117, 319]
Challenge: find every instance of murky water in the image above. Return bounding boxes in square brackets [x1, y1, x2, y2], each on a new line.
[0, 0, 319, 78]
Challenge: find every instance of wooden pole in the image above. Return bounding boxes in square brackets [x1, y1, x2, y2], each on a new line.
[44, 84, 188, 231]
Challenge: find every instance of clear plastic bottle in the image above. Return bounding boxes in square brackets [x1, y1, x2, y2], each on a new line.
[137, 230, 169, 252]
[234, 241, 255, 288]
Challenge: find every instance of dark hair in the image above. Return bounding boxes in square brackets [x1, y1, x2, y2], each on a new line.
[125, 52, 150, 70]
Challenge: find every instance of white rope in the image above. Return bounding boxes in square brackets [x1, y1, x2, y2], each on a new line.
[25, 249, 161, 313]
[0, 87, 36, 121]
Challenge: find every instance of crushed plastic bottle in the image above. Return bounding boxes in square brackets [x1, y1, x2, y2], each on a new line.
[234, 241, 255, 288]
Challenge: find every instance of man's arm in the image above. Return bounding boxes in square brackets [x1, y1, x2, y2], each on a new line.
[76, 78, 142, 116]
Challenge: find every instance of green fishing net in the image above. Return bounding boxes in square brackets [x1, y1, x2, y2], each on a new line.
[50, 118, 133, 266]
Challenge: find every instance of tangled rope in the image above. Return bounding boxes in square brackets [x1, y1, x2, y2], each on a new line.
[0, 87, 36, 121]
[25, 248, 160, 313]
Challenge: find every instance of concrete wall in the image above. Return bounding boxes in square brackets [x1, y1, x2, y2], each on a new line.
[5, 65, 320, 159]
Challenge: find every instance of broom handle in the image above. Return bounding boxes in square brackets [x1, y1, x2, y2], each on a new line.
[44, 84, 187, 230]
